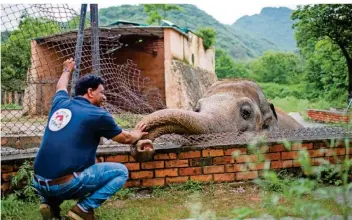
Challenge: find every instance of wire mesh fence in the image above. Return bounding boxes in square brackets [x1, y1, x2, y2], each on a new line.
[1, 4, 166, 147]
[1, 4, 352, 161]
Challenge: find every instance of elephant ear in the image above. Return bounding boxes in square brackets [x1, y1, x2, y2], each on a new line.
[269, 103, 278, 120]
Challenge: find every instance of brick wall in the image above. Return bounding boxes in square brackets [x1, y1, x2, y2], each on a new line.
[307, 109, 351, 123]
[1, 140, 351, 195]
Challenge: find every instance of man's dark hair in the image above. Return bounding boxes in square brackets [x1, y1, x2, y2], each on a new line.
[74, 74, 104, 96]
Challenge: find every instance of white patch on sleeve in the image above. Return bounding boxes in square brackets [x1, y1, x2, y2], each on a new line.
[48, 109, 72, 131]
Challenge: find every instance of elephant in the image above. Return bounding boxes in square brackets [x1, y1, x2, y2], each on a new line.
[131, 79, 303, 161]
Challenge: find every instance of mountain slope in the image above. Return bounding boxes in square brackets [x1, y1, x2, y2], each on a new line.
[232, 7, 296, 51]
[98, 4, 280, 60]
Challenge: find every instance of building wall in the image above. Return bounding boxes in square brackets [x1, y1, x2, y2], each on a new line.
[164, 28, 217, 110]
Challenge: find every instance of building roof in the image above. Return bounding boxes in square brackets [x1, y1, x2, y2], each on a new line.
[34, 20, 192, 43]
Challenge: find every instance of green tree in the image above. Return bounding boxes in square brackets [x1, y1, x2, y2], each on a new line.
[292, 4, 352, 101]
[249, 51, 305, 84]
[1, 16, 61, 91]
[143, 4, 182, 24]
[303, 38, 347, 105]
[215, 49, 249, 78]
[196, 27, 216, 50]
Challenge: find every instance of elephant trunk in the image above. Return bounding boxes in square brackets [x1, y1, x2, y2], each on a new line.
[140, 109, 216, 140]
[131, 109, 218, 162]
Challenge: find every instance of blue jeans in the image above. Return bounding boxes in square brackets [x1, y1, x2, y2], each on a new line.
[33, 162, 128, 211]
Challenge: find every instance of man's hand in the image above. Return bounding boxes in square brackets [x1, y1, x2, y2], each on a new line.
[57, 57, 75, 92]
[132, 122, 148, 141]
[112, 122, 148, 145]
[63, 57, 75, 73]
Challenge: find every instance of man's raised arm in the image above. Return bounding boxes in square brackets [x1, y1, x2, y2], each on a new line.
[57, 58, 75, 92]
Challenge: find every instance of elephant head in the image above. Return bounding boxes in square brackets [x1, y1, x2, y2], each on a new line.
[131, 79, 302, 161]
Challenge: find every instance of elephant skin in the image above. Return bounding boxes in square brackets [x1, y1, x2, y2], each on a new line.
[131, 79, 303, 161]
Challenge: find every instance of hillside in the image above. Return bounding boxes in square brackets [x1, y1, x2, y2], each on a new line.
[97, 4, 280, 60]
[232, 7, 296, 51]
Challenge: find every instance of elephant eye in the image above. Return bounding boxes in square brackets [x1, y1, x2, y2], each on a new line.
[240, 105, 252, 120]
[194, 107, 200, 112]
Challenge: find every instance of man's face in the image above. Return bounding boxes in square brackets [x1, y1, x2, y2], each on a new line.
[88, 84, 106, 107]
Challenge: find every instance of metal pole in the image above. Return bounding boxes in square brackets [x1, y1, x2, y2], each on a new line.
[71, 4, 87, 97]
[90, 4, 100, 76]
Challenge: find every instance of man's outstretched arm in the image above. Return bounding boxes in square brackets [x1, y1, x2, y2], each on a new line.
[112, 122, 148, 144]
[57, 57, 75, 92]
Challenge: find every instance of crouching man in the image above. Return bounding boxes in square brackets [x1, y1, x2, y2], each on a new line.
[33, 58, 148, 220]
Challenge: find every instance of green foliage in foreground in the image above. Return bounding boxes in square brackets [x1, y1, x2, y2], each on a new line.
[2, 137, 351, 219]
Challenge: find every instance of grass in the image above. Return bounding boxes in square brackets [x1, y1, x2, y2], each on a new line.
[1, 103, 23, 110]
[1, 181, 348, 220]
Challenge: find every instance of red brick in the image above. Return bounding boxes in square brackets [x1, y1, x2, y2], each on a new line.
[125, 163, 140, 171]
[141, 161, 164, 169]
[291, 143, 303, 150]
[130, 171, 153, 179]
[224, 148, 247, 156]
[258, 145, 269, 153]
[155, 168, 178, 177]
[314, 142, 328, 149]
[293, 160, 301, 167]
[308, 149, 325, 157]
[212, 156, 235, 165]
[264, 153, 280, 161]
[236, 171, 258, 180]
[178, 151, 201, 159]
[271, 161, 284, 169]
[1, 165, 13, 173]
[165, 160, 189, 168]
[153, 153, 177, 160]
[203, 165, 224, 174]
[248, 162, 265, 171]
[214, 173, 235, 182]
[202, 149, 224, 157]
[129, 156, 136, 162]
[179, 167, 202, 176]
[269, 144, 286, 152]
[236, 155, 258, 163]
[325, 148, 346, 156]
[190, 175, 213, 182]
[283, 160, 293, 168]
[225, 164, 247, 172]
[166, 176, 189, 184]
[302, 143, 314, 150]
[142, 178, 165, 187]
[328, 156, 345, 164]
[124, 180, 141, 188]
[281, 151, 299, 160]
[106, 155, 129, 163]
[2, 172, 16, 182]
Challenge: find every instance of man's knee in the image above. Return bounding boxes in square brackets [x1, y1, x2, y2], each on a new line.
[106, 162, 129, 180]
[120, 163, 129, 181]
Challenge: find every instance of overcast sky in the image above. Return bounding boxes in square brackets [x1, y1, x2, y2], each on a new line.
[66, 0, 350, 24]
[2, 0, 351, 30]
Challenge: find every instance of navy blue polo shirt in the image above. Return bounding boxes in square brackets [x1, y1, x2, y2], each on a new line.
[34, 90, 122, 179]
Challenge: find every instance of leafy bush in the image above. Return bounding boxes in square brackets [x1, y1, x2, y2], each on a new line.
[10, 161, 38, 202]
[259, 82, 307, 100]
[196, 27, 216, 50]
[234, 139, 352, 219]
